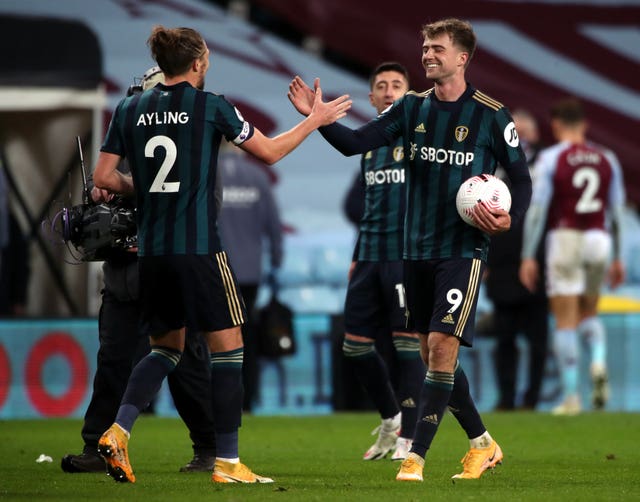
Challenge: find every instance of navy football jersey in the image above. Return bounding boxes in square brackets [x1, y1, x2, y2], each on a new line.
[101, 82, 253, 256]
[356, 137, 406, 261]
[375, 85, 528, 261]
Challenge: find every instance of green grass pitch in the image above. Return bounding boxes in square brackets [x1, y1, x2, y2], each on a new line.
[2, 412, 639, 501]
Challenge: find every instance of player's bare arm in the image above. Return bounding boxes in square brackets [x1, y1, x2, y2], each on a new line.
[243, 79, 351, 165]
[93, 152, 135, 196]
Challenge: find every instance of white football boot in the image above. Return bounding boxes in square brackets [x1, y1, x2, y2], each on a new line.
[391, 436, 412, 461]
[551, 394, 582, 416]
[363, 412, 401, 460]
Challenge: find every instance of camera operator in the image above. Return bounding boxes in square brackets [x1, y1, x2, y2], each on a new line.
[62, 67, 216, 474]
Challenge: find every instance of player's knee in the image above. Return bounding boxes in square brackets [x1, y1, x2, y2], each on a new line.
[204, 328, 243, 354]
[427, 344, 458, 371]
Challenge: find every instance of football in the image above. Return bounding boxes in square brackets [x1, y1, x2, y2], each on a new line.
[455, 174, 512, 227]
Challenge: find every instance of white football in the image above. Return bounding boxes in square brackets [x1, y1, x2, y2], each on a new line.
[455, 174, 511, 227]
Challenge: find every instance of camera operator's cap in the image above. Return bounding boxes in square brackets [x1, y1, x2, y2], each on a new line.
[141, 66, 165, 90]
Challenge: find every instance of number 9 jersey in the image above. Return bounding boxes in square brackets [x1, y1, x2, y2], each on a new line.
[101, 81, 254, 257]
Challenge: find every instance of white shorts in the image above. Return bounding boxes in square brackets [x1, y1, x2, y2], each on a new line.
[545, 228, 611, 297]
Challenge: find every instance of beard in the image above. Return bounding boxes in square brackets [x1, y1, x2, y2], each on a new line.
[196, 74, 205, 90]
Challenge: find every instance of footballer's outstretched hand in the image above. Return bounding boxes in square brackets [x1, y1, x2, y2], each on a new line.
[306, 78, 351, 127]
[289, 76, 319, 117]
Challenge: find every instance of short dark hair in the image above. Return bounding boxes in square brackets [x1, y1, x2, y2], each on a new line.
[147, 25, 206, 77]
[368, 62, 410, 90]
[550, 97, 586, 125]
[422, 18, 476, 65]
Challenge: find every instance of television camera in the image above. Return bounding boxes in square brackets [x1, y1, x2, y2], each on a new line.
[56, 137, 137, 262]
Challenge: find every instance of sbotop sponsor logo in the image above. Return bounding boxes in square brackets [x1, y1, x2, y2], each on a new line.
[409, 142, 475, 166]
[365, 168, 405, 186]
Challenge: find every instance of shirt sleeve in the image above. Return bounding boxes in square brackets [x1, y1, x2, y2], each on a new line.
[215, 95, 255, 145]
[343, 170, 365, 226]
[100, 99, 126, 156]
[318, 121, 391, 156]
[318, 98, 404, 156]
[521, 148, 555, 259]
[605, 149, 626, 210]
[604, 148, 626, 259]
[492, 108, 532, 225]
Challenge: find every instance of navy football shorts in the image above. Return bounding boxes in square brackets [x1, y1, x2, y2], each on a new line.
[138, 251, 246, 337]
[403, 257, 484, 347]
[344, 260, 411, 338]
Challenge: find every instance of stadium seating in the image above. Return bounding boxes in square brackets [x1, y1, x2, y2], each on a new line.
[312, 243, 353, 287]
[620, 208, 640, 283]
[275, 240, 315, 287]
[264, 232, 352, 314]
[265, 206, 640, 316]
[278, 285, 344, 314]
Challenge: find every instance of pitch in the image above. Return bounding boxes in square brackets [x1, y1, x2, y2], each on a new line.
[2, 412, 639, 501]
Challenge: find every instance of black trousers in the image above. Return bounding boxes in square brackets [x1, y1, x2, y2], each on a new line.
[493, 300, 549, 409]
[239, 284, 259, 411]
[80, 288, 215, 456]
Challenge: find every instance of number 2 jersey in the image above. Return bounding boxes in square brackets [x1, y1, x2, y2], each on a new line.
[100, 81, 254, 257]
[521, 140, 625, 259]
[533, 140, 625, 230]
